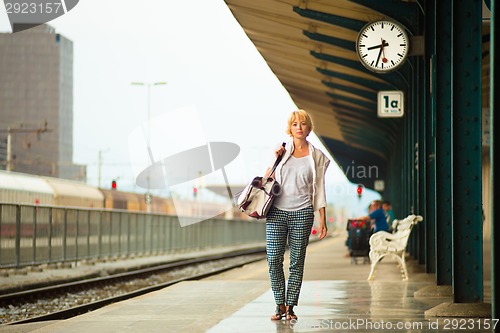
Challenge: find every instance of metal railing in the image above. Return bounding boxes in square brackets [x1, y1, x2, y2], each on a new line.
[0, 203, 266, 268]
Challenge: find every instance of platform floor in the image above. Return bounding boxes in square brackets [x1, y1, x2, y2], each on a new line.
[1, 234, 492, 333]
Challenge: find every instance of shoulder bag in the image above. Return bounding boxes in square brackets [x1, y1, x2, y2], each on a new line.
[237, 143, 285, 219]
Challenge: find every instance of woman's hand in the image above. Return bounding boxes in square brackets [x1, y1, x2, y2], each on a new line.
[275, 145, 286, 159]
[318, 207, 327, 240]
[318, 223, 327, 240]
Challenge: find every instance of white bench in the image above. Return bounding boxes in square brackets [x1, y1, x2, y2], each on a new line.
[367, 214, 423, 280]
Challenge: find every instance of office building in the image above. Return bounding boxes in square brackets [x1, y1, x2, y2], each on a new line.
[0, 24, 85, 181]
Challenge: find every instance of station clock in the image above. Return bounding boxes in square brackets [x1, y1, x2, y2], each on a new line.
[356, 20, 410, 73]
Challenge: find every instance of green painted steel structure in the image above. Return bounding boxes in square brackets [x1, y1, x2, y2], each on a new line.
[452, 0, 484, 303]
[491, 0, 498, 320]
[225, 0, 495, 317]
[425, 0, 437, 275]
[435, 0, 454, 287]
[350, 0, 486, 305]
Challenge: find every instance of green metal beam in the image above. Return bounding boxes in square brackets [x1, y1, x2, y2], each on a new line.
[320, 136, 387, 189]
[317, 68, 395, 91]
[418, 56, 427, 267]
[490, 0, 498, 319]
[339, 127, 392, 151]
[303, 31, 355, 52]
[408, 51, 418, 258]
[337, 120, 389, 138]
[425, 0, 437, 275]
[293, 7, 366, 32]
[338, 128, 391, 147]
[435, 0, 453, 287]
[348, 0, 420, 35]
[335, 110, 398, 136]
[327, 92, 374, 110]
[400, 120, 408, 216]
[336, 120, 395, 148]
[340, 134, 390, 156]
[322, 80, 377, 101]
[311, 51, 406, 88]
[452, 0, 483, 303]
[332, 102, 401, 134]
[331, 102, 373, 115]
[311, 51, 366, 71]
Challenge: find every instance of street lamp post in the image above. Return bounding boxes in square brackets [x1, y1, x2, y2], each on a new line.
[97, 148, 110, 188]
[131, 82, 167, 211]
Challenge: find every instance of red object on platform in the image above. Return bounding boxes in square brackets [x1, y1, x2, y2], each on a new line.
[347, 218, 370, 230]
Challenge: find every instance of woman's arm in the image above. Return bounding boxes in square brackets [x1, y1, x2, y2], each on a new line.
[265, 145, 286, 177]
[264, 167, 272, 178]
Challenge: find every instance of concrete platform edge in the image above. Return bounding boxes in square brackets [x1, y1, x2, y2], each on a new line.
[424, 302, 492, 318]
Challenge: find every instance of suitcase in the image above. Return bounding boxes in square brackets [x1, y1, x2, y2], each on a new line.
[347, 219, 371, 264]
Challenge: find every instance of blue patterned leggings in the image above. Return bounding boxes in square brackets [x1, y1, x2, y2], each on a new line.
[266, 205, 314, 306]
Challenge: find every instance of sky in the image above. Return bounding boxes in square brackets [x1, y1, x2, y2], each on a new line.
[0, 0, 380, 217]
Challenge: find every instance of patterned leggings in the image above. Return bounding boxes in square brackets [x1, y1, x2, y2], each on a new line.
[266, 205, 314, 306]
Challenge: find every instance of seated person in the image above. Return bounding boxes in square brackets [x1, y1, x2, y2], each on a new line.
[382, 200, 395, 232]
[357, 200, 389, 233]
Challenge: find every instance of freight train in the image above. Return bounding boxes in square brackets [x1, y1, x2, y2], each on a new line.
[0, 170, 235, 218]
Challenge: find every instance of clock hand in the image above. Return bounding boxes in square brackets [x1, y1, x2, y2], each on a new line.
[367, 43, 383, 51]
[367, 40, 389, 51]
[381, 39, 388, 63]
[375, 46, 383, 67]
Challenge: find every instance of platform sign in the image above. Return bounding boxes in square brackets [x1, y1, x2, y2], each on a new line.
[374, 180, 385, 192]
[378, 91, 404, 118]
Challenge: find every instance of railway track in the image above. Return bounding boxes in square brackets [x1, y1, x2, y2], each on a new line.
[0, 249, 266, 325]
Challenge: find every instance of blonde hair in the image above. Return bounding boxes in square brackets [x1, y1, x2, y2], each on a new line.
[286, 109, 314, 137]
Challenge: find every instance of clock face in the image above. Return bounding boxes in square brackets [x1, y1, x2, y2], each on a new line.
[356, 20, 410, 73]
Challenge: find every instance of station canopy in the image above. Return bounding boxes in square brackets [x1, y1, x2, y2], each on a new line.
[224, 0, 491, 189]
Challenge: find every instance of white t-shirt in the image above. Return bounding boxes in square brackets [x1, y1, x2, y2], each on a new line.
[273, 155, 313, 211]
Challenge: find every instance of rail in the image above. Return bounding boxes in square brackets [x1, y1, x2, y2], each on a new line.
[0, 202, 265, 268]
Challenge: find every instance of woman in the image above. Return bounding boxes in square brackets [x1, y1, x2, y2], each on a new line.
[264, 109, 330, 320]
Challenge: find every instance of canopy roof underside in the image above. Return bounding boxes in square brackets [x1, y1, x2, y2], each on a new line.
[225, 0, 490, 187]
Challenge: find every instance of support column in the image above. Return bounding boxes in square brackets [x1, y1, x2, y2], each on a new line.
[414, 0, 452, 298]
[417, 56, 427, 267]
[426, 0, 490, 317]
[451, 0, 483, 304]
[434, 0, 453, 288]
[424, 7, 436, 275]
[490, 0, 498, 320]
[407, 67, 419, 258]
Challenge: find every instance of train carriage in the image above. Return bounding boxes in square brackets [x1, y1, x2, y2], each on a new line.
[42, 176, 104, 208]
[0, 170, 54, 205]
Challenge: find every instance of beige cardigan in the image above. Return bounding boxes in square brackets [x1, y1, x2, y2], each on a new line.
[273, 141, 330, 211]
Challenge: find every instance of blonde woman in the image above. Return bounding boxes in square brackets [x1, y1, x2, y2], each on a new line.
[265, 109, 330, 320]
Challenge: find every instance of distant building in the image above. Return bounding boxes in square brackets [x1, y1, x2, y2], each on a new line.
[0, 24, 86, 181]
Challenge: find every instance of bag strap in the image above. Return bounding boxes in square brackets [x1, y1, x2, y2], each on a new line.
[268, 142, 286, 178]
